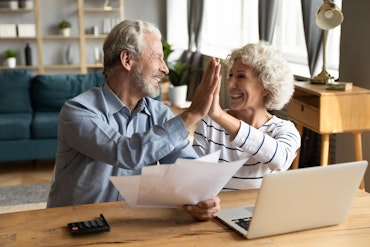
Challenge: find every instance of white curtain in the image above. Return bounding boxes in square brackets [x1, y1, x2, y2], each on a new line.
[166, 0, 188, 53]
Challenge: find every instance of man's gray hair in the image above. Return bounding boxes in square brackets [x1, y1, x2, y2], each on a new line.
[102, 19, 162, 78]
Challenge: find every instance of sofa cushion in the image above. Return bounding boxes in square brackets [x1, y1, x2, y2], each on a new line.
[0, 69, 32, 114]
[31, 71, 106, 112]
[31, 112, 60, 138]
[0, 113, 32, 140]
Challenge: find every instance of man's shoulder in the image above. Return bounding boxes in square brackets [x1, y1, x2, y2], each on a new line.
[67, 86, 101, 101]
[62, 86, 104, 112]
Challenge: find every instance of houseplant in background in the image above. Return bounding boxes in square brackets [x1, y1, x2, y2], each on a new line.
[162, 39, 190, 107]
[58, 20, 71, 36]
[4, 49, 16, 68]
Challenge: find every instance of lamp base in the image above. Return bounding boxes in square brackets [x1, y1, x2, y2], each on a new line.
[311, 70, 335, 84]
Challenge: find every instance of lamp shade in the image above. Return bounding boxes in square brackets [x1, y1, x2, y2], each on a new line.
[315, 1, 344, 30]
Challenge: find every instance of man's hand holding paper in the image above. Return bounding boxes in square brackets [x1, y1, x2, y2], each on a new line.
[110, 151, 246, 208]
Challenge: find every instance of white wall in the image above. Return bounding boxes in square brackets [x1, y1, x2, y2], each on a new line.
[338, 1, 370, 192]
[124, 0, 166, 37]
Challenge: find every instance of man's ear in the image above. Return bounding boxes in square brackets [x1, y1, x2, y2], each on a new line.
[120, 50, 134, 71]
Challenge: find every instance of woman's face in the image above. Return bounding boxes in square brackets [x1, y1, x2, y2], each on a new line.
[227, 59, 268, 111]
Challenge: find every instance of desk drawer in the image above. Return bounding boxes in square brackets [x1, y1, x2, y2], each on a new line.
[287, 100, 319, 131]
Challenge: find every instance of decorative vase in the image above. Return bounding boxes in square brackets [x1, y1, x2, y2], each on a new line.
[64, 44, 75, 65]
[168, 84, 188, 107]
[6, 57, 16, 68]
[60, 28, 71, 37]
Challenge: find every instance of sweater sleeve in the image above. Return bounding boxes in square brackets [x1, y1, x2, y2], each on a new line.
[232, 120, 301, 171]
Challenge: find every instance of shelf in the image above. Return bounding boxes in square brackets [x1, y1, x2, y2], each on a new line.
[84, 35, 107, 39]
[0, 65, 39, 70]
[44, 65, 81, 69]
[86, 64, 103, 69]
[84, 8, 121, 13]
[0, 37, 37, 40]
[0, 8, 34, 12]
[43, 35, 80, 40]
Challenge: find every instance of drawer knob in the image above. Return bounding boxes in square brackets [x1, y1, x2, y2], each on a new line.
[301, 105, 304, 111]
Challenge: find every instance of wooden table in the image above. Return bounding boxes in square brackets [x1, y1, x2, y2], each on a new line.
[1, 190, 370, 246]
[287, 82, 370, 188]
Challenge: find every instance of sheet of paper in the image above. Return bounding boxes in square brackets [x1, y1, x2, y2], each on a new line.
[110, 151, 246, 208]
[109, 175, 141, 206]
[178, 150, 221, 163]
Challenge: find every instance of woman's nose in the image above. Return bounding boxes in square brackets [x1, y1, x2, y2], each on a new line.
[227, 77, 236, 89]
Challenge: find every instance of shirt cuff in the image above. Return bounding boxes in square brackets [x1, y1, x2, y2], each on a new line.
[163, 115, 189, 145]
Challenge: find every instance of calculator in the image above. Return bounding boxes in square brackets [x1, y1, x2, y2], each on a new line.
[67, 214, 110, 235]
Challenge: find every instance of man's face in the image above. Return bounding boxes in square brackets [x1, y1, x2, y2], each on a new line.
[131, 33, 169, 98]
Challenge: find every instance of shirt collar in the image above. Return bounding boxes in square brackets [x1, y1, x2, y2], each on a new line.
[102, 83, 152, 116]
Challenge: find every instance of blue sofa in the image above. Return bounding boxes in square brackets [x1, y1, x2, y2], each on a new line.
[0, 69, 107, 162]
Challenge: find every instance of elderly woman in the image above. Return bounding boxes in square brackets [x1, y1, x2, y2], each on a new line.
[193, 41, 301, 190]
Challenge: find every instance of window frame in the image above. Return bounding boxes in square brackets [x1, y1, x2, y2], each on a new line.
[167, 0, 342, 79]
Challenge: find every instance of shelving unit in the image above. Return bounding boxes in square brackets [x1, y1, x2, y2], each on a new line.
[78, 0, 123, 73]
[0, 1, 40, 72]
[0, 0, 124, 74]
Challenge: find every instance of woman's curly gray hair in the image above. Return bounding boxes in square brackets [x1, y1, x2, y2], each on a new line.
[224, 41, 294, 110]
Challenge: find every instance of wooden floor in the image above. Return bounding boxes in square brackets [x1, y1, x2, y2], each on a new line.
[0, 159, 54, 187]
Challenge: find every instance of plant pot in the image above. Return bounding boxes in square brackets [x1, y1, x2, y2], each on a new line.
[8, 1, 18, 10]
[60, 28, 71, 37]
[6, 57, 16, 68]
[168, 84, 188, 107]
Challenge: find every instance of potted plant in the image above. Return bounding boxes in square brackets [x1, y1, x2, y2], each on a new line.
[58, 20, 71, 36]
[162, 39, 190, 107]
[4, 49, 16, 68]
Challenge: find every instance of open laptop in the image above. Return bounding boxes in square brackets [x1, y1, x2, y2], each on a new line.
[216, 160, 368, 239]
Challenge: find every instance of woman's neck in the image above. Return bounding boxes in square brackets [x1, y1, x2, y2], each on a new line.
[228, 109, 272, 129]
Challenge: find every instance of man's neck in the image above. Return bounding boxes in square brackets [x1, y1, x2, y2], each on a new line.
[107, 80, 142, 113]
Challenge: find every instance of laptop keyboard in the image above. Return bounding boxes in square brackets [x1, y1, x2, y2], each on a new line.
[232, 217, 252, 231]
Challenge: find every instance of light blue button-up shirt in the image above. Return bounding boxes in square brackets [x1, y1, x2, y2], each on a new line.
[47, 83, 197, 207]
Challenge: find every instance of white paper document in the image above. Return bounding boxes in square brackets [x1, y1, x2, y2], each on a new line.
[110, 151, 246, 208]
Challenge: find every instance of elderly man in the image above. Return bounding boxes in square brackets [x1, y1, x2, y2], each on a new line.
[47, 19, 221, 220]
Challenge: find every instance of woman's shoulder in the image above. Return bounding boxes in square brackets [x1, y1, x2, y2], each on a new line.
[270, 115, 292, 124]
[267, 115, 300, 133]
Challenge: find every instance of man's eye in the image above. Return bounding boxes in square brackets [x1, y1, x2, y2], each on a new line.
[153, 54, 162, 60]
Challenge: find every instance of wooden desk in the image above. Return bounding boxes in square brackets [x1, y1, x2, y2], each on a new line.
[287, 82, 370, 188]
[1, 190, 370, 246]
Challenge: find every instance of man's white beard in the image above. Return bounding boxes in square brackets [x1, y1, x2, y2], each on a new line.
[132, 65, 160, 98]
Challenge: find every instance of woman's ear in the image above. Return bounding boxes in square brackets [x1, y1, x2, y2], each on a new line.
[120, 50, 134, 71]
[263, 88, 270, 97]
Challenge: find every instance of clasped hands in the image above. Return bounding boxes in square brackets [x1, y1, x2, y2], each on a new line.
[180, 57, 223, 220]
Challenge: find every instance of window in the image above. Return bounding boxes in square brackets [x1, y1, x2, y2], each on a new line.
[167, 0, 342, 79]
[201, 0, 259, 59]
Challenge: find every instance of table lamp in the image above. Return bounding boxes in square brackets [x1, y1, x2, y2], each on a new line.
[311, 0, 344, 84]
